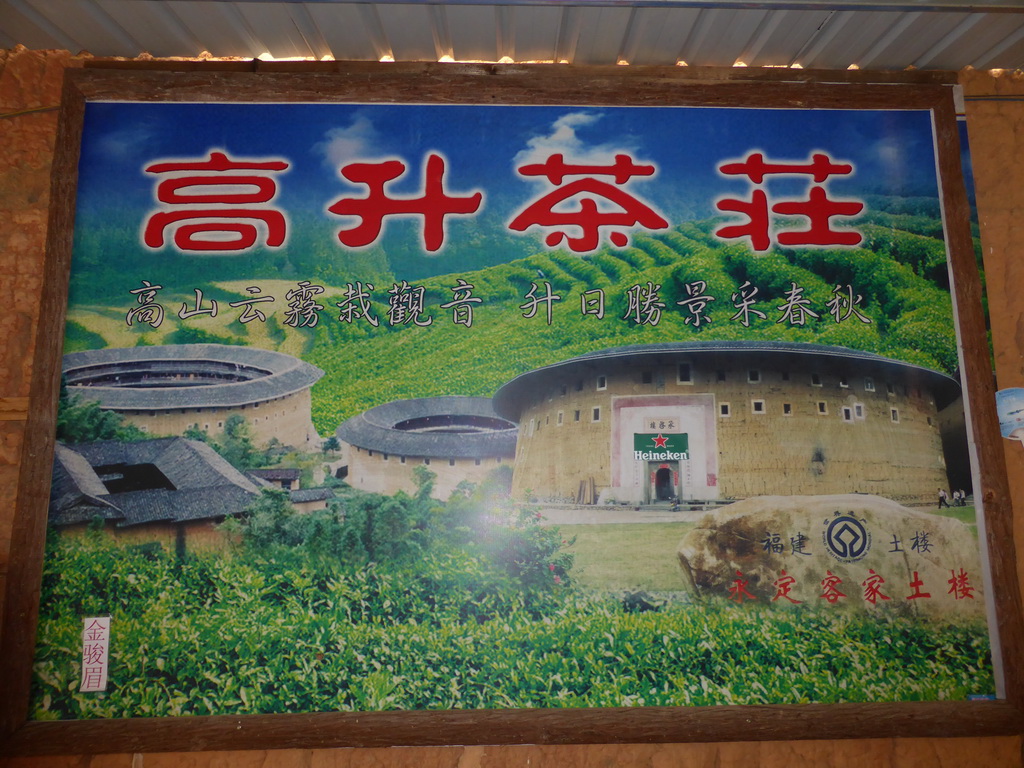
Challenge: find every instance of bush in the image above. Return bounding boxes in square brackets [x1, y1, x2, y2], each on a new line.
[32, 535, 994, 718]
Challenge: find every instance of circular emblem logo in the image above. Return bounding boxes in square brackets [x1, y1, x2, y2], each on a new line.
[822, 513, 871, 563]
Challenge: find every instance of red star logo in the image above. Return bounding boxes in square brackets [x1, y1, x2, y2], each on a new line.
[652, 434, 669, 448]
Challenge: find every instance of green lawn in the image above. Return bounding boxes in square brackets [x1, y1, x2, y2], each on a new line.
[930, 504, 977, 530]
[564, 522, 694, 592]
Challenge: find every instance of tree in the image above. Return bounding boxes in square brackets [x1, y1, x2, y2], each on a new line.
[215, 414, 259, 470]
[241, 487, 295, 551]
[56, 379, 146, 443]
[411, 464, 436, 501]
[370, 497, 413, 561]
[183, 425, 209, 443]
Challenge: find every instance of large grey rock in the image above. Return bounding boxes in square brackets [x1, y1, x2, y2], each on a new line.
[677, 494, 987, 619]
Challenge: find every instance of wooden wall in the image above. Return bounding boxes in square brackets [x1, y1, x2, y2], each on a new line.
[1, 47, 1022, 766]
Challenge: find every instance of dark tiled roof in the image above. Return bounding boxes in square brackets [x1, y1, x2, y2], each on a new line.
[249, 468, 301, 481]
[71, 438, 261, 493]
[63, 344, 323, 410]
[289, 487, 335, 504]
[337, 396, 517, 459]
[112, 486, 261, 526]
[50, 444, 127, 526]
[493, 340, 962, 419]
[52, 443, 111, 500]
[49, 437, 260, 528]
[569, 340, 950, 369]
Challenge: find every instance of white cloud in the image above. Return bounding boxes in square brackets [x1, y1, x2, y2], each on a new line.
[869, 135, 912, 190]
[315, 114, 380, 169]
[513, 111, 639, 172]
[874, 136, 902, 168]
[97, 124, 155, 163]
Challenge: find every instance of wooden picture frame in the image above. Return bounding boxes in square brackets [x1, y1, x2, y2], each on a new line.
[2, 61, 1022, 755]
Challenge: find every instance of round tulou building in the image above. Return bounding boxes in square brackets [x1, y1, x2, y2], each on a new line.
[492, 341, 963, 505]
[62, 344, 324, 448]
[337, 396, 517, 499]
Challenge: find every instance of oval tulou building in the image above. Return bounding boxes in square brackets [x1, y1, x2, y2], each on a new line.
[337, 396, 517, 499]
[63, 344, 324, 448]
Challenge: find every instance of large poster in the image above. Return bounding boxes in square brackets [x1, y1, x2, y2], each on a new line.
[33, 98, 1000, 720]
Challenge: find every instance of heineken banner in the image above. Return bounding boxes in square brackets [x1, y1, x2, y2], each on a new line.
[634, 433, 689, 461]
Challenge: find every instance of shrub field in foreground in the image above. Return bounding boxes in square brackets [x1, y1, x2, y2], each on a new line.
[32, 528, 994, 719]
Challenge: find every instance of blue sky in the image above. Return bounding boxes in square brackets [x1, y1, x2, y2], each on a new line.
[76, 102, 941, 238]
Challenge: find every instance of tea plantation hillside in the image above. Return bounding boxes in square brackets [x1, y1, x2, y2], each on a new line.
[62, 204, 975, 437]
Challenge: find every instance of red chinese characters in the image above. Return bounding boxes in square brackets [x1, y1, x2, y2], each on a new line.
[715, 152, 864, 252]
[509, 154, 669, 252]
[328, 154, 482, 252]
[728, 570, 757, 603]
[726, 566, 978, 609]
[906, 571, 931, 600]
[820, 570, 846, 604]
[948, 568, 976, 600]
[771, 570, 802, 604]
[143, 151, 289, 252]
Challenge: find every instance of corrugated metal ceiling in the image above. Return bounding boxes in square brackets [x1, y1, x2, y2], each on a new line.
[3, 0, 1024, 70]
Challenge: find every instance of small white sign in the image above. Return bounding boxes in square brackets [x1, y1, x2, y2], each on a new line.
[80, 616, 110, 692]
